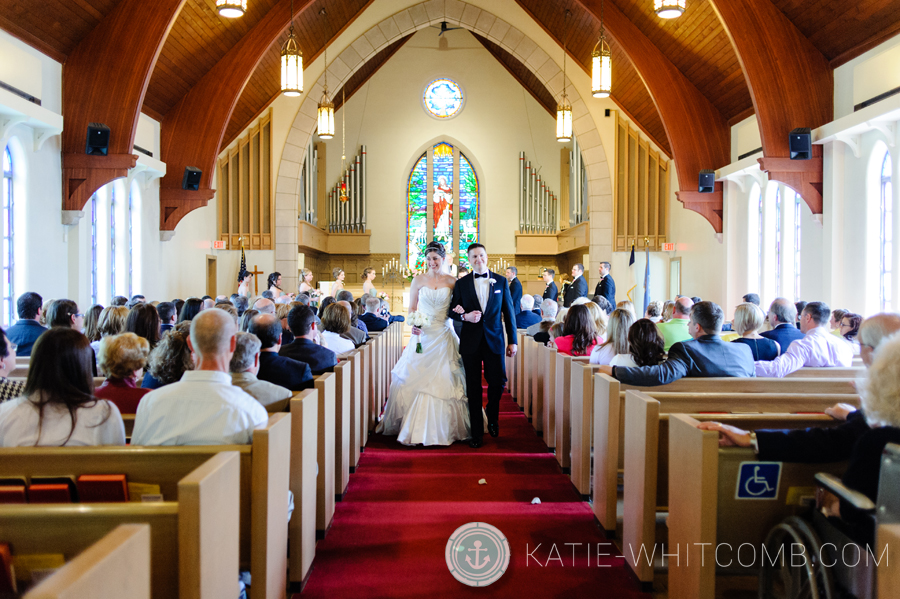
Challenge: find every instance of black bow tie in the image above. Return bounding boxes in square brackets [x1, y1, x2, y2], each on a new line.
[474, 273, 489, 279]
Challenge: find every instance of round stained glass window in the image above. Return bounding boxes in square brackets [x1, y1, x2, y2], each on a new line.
[423, 79, 464, 119]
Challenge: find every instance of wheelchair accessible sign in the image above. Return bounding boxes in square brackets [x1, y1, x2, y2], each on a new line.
[735, 462, 782, 500]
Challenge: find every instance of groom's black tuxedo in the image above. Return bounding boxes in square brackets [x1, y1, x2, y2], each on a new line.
[448, 271, 517, 443]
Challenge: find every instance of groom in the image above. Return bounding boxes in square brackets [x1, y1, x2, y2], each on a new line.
[448, 244, 518, 448]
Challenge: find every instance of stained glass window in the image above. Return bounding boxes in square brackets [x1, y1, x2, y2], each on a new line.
[432, 143, 454, 259]
[407, 154, 427, 271]
[406, 143, 479, 272]
[793, 189, 802, 301]
[91, 193, 98, 305]
[423, 79, 464, 119]
[2, 146, 13, 327]
[110, 184, 116, 298]
[882, 152, 893, 311]
[774, 186, 782, 298]
[459, 153, 479, 270]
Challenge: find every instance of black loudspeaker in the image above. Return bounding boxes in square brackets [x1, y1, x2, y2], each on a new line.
[86, 123, 110, 156]
[182, 167, 202, 191]
[789, 128, 812, 160]
[698, 169, 716, 193]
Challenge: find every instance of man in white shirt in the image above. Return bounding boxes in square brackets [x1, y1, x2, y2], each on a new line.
[754, 301, 854, 378]
[132, 308, 268, 446]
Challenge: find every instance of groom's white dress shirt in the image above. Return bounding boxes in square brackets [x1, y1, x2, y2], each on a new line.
[474, 272, 490, 312]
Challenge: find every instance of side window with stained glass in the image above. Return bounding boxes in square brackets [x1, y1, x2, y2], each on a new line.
[407, 154, 427, 271]
[2, 146, 13, 326]
[459, 153, 479, 270]
[882, 152, 893, 312]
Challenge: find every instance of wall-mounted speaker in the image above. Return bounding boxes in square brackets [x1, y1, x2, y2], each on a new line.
[698, 169, 716, 193]
[182, 167, 202, 191]
[86, 123, 110, 156]
[789, 128, 812, 160]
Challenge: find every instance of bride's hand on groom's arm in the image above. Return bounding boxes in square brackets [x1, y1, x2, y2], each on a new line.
[452, 305, 465, 315]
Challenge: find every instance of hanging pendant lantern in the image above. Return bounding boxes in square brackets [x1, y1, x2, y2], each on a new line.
[556, 95, 573, 142]
[216, 0, 246, 18]
[592, 0, 612, 98]
[280, 0, 303, 96]
[654, 0, 686, 19]
[318, 89, 335, 139]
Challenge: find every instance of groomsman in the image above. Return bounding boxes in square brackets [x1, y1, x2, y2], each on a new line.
[593, 262, 616, 308]
[506, 267, 523, 317]
[541, 269, 559, 301]
[563, 264, 588, 307]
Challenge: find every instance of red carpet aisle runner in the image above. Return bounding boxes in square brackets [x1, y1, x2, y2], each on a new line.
[296, 386, 649, 598]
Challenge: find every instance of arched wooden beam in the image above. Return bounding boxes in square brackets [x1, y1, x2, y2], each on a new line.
[709, 0, 832, 215]
[158, 0, 315, 232]
[61, 0, 186, 214]
[578, 0, 730, 233]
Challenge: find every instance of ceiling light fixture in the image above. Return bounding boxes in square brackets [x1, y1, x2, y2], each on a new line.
[591, 0, 611, 98]
[654, 1, 686, 19]
[216, 0, 246, 19]
[280, 0, 303, 96]
[557, 9, 573, 142]
[317, 11, 335, 140]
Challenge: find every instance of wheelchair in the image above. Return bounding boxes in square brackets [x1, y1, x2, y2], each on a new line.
[758, 443, 900, 599]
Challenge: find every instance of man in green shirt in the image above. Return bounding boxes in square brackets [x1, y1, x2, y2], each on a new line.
[657, 297, 694, 352]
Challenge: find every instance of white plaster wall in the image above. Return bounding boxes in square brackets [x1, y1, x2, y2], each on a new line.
[834, 34, 900, 119]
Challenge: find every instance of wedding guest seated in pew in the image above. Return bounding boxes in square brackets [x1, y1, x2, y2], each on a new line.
[320, 303, 356, 355]
[275, 303, 294, 345]
[125, 303, 161, 350]
[526, 299, 557, 337]
[755, 301, 854, 378]
[589, 308, 634, 365]
[157, 301, 177, 334]
[132, 309, 268, 445]
[551, 304, 598, 357]
[514, 295, 542, 330]
[597, 301, 755, 385]
[656, 296, 693, 352]
[95, 333, 151, 414]
[840, 312, 862, 354]
[239, 309, 259, 333]
[762, 298, 805, 350]
[337, 300, 367, 345]
[177, 297, 204, 323]
[47, 299, 98, 376]
[699, 319, 900, 540]
[623, 319, 667, 367]
[359, 296, 388, 333]
[230, 332, 292, 413]
[279, 305, 336, 375]
[248, 313, 314, 392]
[141, 322, 193, 390]
[0, 328, 125, 446]
[380, 297, 405, 324]
[6, 291, 46, 356]
[731, 302, 780, 361]
[231, 294, 249, 318]
[0, 328, 24, 402]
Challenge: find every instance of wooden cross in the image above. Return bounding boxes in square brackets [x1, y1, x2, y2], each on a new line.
[249, 264, 265, 296]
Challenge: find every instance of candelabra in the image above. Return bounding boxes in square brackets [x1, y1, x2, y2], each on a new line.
[491, 257, 511, 273]
[382, 257, 409, 312]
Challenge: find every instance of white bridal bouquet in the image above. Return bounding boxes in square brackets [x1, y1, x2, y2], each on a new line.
[407, 311, 432, 354]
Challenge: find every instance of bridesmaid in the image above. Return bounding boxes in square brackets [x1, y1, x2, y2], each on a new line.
[299, 268, 315, 294]
[361, 268, 377, 297]
[330, 268, 346, 297]
[237, 270, 253, 297]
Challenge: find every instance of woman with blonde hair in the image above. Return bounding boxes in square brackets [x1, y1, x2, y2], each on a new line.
[661, 300, 675, 323]
[731, 302, 780, 361]
[361, 268, 377, 297]
[92, 306, 129, 354]
[589, 309, 634, 365]
[330, 267, 346, 297]
[585, 301, 608, 343]
[298, 268, 316, 295]
[95, 333, 151, 414]
[616, 300, 636, 321]
[83, 305, 104, 343]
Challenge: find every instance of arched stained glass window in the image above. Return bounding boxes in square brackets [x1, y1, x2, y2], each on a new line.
[2, 146, 13, 326]
[406, 142, 480, 272]
[882, 152, 893, 311]
[90, 192, 98, 305]
[407, 154, 427, 271]
[110, 184, 117, 298]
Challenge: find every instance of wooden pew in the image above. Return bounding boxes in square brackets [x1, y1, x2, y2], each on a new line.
[541, 345, 556, 444]
[879, 524, 900, 599]
[667, 414, 846, 599]
[314, 373, 335, 537]
[622, 390, 858, 587]
[553, 354, 590, 472]
[785, 366, 865, 378]
[359, 343, 370, 450]
[523, 336, 535, 421]
[346, 349, 362, 471]
[288, 389, 317, 586]
[331, 361, 351, 500]
[2, 452, 241, 599]
[570, 362, 602, 496]
[591, 374, 859, 535]
[515, 331, 526, 409]
[23, 524, 151, 599]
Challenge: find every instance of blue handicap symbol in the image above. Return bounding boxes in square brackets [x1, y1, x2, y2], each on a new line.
[735, 462, 781, 500]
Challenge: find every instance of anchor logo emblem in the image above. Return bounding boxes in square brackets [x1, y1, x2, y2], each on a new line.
[465, 541, 491, 569]
[446, 522, 510, 587]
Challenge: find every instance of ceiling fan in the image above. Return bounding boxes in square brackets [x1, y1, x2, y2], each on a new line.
[432, 21, 463, 36]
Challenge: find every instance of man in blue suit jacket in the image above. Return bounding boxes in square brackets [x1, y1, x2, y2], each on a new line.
[278, 305, 337, 376]
[541, 269, 559, 301]
[593, 262, 616, 309]
[506, 267, 523, 318]
[514, 295, 542, 329]
[249, 314, 314, 391]
[563, 264, 588, 307]
[449, 244, 518, 447]
[760, 298, 805, 352]
[359, 297, 389, 332]
[598, 301, 755, 386]
[6, 292, 46, 357]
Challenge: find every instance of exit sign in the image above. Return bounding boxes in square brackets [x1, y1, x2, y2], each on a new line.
[662, 243, 675, 251]
[213, 240, 226, 250]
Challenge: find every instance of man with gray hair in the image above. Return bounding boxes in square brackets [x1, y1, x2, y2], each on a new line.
[761, 298, 804, 351]
[755, 301, 854, 378]
[598, 301, 755, 386]
[514, 294, 541, 329]
[858, 313, 900, 367]
[230, 332, 292, 413]
[335, 290, 354, 303]
[359, 296, 388, 332]
[132, 309, 268, 445]
[231, 295, 249, 317]
[527, 299, 558, 337]
[253, 298, 276, 315]
[249, 313, 314, 391]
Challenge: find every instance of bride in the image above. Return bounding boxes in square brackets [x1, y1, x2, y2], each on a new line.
[376, 241, 485, 445]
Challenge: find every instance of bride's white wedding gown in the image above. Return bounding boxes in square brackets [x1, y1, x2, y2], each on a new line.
[376, 286, 486, 446]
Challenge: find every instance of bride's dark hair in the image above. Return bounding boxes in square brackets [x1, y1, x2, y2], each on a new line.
[424, 241, 446, 259]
